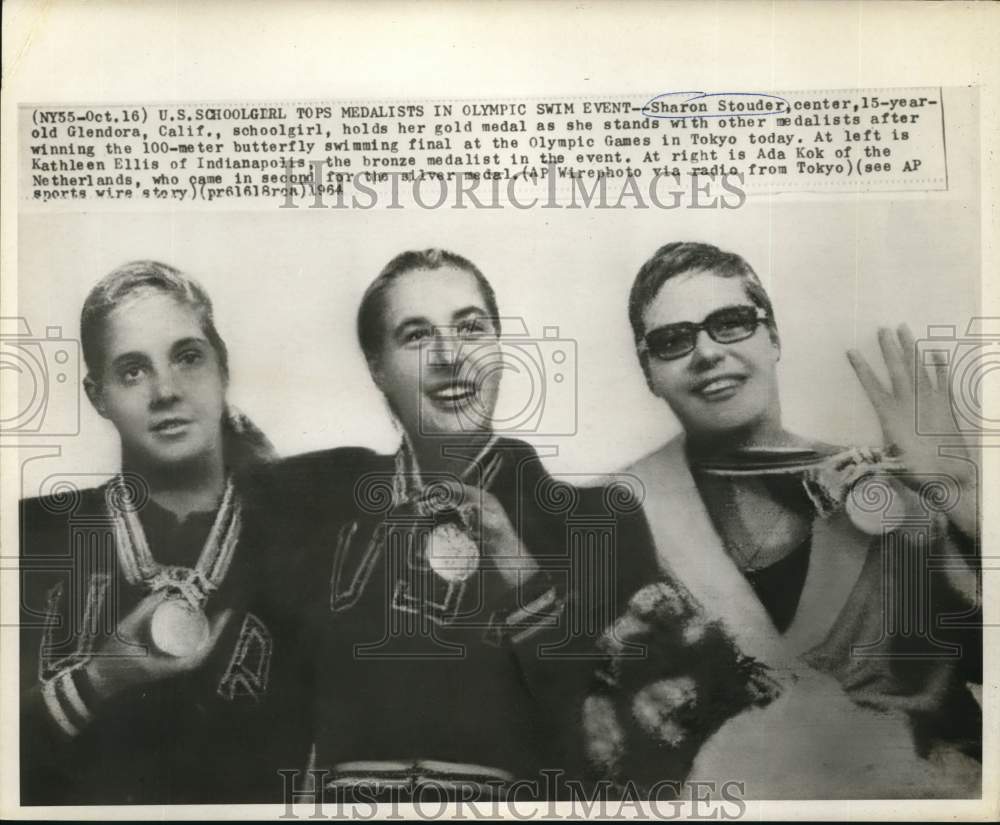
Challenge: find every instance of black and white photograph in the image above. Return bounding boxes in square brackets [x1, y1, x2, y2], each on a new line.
[1, 1, 997, 821]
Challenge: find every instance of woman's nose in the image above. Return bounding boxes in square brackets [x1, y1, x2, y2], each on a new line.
[427, 331, 459, 367]
[149, 369, 181, 403]
[688, 329, 726, 366]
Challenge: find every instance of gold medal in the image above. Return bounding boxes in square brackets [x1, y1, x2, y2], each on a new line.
[149, 597, 210, 657]
[108, 477, 242, 657]
[426, 521, 480, 583]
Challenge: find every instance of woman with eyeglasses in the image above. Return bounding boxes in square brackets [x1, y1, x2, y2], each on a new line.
[19, 262, 309, 805]
[243, 248, 779, 802]
[616, 242, 981, 797]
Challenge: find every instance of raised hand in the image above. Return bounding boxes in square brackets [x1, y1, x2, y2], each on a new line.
[847, 323, 978, 537]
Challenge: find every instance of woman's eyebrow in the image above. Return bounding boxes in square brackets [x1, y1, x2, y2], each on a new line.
[451, 305, 487, 322]
[651, 304, 754, 328]
[393, 307, 487, 338]
[169, 336, 209, 352]
[109, 350, 151, 369]
[393, 316, 432, 336]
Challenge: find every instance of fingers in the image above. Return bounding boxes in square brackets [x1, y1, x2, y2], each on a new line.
[205, 608, 235, 651]
[852, 323, 930, 410]
[929, 346, 951, 392]
[416, 480, 509, 543]
[878, 326, 911, 400]
[117, 589, 171, 637]
[418, 479, 485, 516]
[898, 323, 933, 395]
[847, 348, 891, 415]
[418, 478, 462, 508]
[458, 502, 481, 534]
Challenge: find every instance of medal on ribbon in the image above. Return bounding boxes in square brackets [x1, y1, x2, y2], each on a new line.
[392, 435, 504, 586]
[107, 476, 242, 657]
[149, 597, 211, 657]
[696, 445, 908, 533]
[425, 519, 481, 583]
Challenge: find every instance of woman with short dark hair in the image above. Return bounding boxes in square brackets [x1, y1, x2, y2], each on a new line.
[622, 241, 981, 797]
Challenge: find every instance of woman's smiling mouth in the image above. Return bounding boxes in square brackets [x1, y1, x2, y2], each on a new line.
[426, 381, 478, 406]
[692, 374, 747, 401]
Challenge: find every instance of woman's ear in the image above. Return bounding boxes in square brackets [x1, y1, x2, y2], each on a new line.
[767, 325, 782, 362]
[83, 375, 109, 418]
[639, 353, 659, 396]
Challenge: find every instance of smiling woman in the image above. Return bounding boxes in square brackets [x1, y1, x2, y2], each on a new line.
[19, 261, 308, 805]
[236, 247, 783, 803]
[356, 248, 503, 468]
[622, 241, 982, 798]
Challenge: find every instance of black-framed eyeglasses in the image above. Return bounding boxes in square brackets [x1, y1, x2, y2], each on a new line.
[641, 305, 769, 362]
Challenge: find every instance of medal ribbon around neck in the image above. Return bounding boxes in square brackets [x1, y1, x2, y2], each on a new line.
[695, 446, 906, 519]
[391, 435, 504, 583]
[107, 475, 242, 609]
[392, 433, 503, 507]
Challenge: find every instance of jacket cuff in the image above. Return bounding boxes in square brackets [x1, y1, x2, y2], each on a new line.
[484, 571, 565, 647]
[40, 662, 100, 738]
